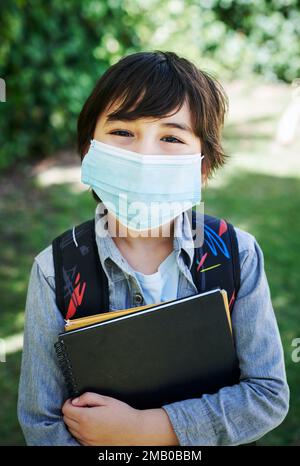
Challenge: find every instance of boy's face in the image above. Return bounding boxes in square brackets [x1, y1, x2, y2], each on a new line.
[91, 98, 204, 238]
[93, 99, 202, 157]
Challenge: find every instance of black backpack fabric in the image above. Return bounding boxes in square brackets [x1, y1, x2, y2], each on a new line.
[52, 210, 241, 321]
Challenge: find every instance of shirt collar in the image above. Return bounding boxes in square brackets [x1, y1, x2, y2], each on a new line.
[94, 202, 195, 282]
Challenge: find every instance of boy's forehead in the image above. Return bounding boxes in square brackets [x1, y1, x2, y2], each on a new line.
[101, 99, 193, 126]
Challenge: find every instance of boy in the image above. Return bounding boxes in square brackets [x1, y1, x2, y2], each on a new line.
[18, 50, 289, 446]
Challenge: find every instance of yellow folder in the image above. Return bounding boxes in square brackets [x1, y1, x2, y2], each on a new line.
[64, 289, 232, 334]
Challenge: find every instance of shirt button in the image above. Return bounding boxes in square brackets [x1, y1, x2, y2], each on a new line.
[134, 293, 143, 305]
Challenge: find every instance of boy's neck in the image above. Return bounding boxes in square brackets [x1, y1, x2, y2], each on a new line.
[107, 212, 175, 274]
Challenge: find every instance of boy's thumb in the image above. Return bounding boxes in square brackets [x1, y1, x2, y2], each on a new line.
[72, 392, 108, 407]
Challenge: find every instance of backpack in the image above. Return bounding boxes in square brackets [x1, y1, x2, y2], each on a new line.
[52, 211, 260, 446]
[52, 210, 241, 320]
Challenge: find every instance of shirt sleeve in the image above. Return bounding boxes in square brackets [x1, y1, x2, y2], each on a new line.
[161, 235, 290, 446]
[17, 259, 81, 446]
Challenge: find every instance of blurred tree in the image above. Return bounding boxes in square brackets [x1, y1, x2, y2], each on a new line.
[0, 0, 299, 170]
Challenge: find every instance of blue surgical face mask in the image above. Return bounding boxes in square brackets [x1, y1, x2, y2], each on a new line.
[81, 138, 204, 231]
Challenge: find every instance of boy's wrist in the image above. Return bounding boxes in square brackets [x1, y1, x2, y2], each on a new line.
[136, 408, 179, 446]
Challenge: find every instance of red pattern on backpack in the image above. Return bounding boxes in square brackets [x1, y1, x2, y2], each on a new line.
[66, 272, 86, 319]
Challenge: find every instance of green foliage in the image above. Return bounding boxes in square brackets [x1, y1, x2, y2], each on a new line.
[0, 0, 143, 170]
[207, 0, 300, 81]
[0, 0, 299, 169]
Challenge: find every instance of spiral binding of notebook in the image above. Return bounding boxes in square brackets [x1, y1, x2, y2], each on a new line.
[54, 340, 79, 398]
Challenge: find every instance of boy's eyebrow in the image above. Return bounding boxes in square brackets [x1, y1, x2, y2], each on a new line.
[160, 122, 193, 133]
[104, 117, 193, 133]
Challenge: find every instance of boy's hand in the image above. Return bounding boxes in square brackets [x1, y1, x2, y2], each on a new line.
[62, 392, 142, 446]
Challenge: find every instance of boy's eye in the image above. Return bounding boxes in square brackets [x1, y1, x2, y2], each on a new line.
[110, 130, 184, 144]
[161, 136, 183, 144]
[110, 130, 132, 137]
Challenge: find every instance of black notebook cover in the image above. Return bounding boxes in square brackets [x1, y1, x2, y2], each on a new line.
[54, 288, 240, 409]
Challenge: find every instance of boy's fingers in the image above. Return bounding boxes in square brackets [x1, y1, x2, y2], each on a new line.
[62, 398, 76, 416]
[62, 399, 85, 420]
[63, 414, 80, 428]
[68, 426, 86, 444]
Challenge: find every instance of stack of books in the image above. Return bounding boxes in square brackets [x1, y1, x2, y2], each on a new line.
[54, 288, 240, 410]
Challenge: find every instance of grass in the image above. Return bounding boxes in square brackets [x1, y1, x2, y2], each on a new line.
[203, 172, 300, 446]
[0, 77, 299, 446]
[0, 174, 96, 446]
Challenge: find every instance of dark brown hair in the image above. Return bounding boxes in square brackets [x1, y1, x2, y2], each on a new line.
[77, 50, 229, 203]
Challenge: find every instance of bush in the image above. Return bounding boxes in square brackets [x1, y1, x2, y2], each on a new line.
[0, 0, 143, 170]
[0, 0, 299, 170]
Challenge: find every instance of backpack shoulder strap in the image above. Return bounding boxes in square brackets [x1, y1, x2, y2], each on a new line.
[52, 212, 240, 319]
[190, 211, 240, 314]
[52, 218, 109, 320]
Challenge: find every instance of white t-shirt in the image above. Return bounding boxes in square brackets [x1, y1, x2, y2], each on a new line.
[132, 250, 179, 305]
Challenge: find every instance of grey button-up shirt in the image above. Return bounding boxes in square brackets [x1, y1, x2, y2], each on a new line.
[17, 205, 289, 446]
